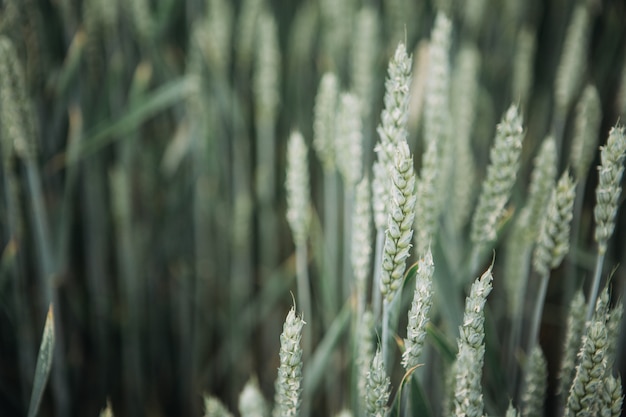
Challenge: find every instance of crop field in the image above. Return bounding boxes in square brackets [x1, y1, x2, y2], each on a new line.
[0, 1, 625, 416]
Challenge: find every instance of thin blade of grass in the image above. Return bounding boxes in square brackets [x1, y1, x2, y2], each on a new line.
[27, 304, 55, 417]
[409, 376, 433, 417]
[72, 76, 197, 162]
[425, 322, 456, 364]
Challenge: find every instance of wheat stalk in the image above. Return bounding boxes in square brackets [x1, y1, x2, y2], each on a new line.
[312, 71, 340, 318]
[529, 171, 576, 354]
[285, 131, 312, 356]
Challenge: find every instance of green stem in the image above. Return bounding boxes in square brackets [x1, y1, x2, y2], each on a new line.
[4, 171, 35, 405]
[25, 161, 54, 304]
[296, 242, 313, 359]
[82, 157, 111, 400]
[381, 294, 401, 374]
[229, 76, 253, 396]
[506, 245, 531, 396]
[566, 175, 588, 299]
[528, 271, 550, 355]
[323, 170, 340, 321]
[552, 109, 566, 159]
[343, 188, 354, 301]
[25, 160, 70, 417]
[586, 251, 606, 321]
[372, 228, 384, 321]
[382, 299, 390, 371]
[256, 117, 277, 272]
[110, 166, 144, 415]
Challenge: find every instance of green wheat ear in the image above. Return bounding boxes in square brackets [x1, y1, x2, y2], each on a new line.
[587, 125, 626, 318]
[313, 72, 339, 172]
[558, 290, 587, 398]
[352, 177, 373, 309]
[203, 395, 234, 417]
[564, 321, 609, 417]
[336, 92, 363, 189]
[379, 141, 417, 303]
[453, 266, 493, 417]
[605, 299, 623, 371]
[470, 104, 524, 249]
[589, 285, 623, 371]
[450, 44, 480, 231]
[285, 131, 311, 246]
[372, 41, 412, 230]
[594, 125, 626, 255]
[254, 11, 281, 124]
[365, 349, 391, 417]
[273, 308, 305, 417]
[533, 170, 576, 275]
[506, 402, 521, 417]
[565, 289, 621, 417]
[554, 4, 591, 117]
[402, 249, 434, 371]
[570, 84, 602, 181]
[356, 310, 375, 416]
[521, 346, 548, 417]
[424, 12, 453, 210]
[0, 36, 38, 161]
[601, 375, 623, 417]
[99, 399, 114, 417]
[239, 376, 268, 417]
[424, 11, 452, 147]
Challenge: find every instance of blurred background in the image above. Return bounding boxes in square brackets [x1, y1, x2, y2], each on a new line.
[0, 0, 626, 416]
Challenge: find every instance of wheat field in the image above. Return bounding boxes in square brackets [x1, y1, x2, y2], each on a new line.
[0, 1, 625, 416]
